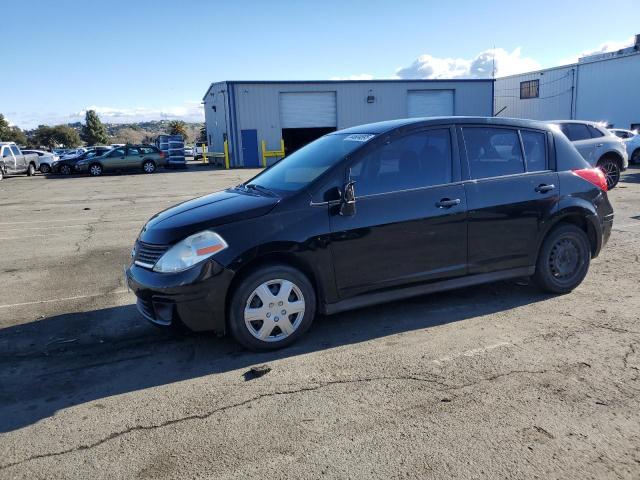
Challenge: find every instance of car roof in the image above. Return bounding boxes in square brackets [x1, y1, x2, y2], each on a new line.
[549, 119, 606, 127]
[333, 116, 554, 135]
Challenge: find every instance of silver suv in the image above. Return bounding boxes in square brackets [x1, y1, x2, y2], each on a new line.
[551, 120, 628, 189]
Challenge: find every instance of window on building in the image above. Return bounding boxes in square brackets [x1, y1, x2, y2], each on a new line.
[350, 129, 453, 196]
[463, 127, 525, 179]
[520, 79, 539, 99]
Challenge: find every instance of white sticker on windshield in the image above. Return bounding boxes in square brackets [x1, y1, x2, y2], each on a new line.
[344, 134, 375, 142]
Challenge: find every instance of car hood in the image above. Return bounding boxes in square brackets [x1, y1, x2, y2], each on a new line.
[139, 188, 279, 245]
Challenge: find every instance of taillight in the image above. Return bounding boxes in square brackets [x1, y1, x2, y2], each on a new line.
[159, 152, 165, 158]
[572, 168, 608, 192]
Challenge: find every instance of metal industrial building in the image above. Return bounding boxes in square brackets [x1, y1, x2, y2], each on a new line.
[494, 35, 640, 129]
[202, 80, 493, 167]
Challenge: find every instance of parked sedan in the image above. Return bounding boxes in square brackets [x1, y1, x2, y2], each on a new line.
[126, 117, 613, 350]
[75, 145, 166, 176]
[51, 147, 112, 174]
[22, 149, 59, 174]
[609, 128, 640, 164]
[551, 120, 628, 188]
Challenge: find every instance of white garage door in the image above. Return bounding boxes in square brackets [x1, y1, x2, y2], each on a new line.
[280, 92, 337, 128]
[407, 90, 454, 118]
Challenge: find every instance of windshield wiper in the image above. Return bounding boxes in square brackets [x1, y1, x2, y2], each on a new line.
[245, 183, 276, 196]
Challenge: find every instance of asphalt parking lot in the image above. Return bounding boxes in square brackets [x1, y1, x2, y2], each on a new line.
[1, 166, 639, 479]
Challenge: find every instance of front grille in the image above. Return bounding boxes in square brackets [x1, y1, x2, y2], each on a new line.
[134, 241, 168, 268]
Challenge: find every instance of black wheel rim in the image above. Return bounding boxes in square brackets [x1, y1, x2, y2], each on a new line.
[549, 238, 582, 283]
[600, 161, 620, 189]
[61, 166, 70, 175]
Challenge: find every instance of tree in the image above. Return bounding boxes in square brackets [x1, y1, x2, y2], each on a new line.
[32, 125, 82, 148]
[0, 113, 28, 144]
[168, 120, 189, 141]
[81, 110, 108, 145]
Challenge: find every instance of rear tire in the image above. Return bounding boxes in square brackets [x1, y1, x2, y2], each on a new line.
[89, 163, 103, 176]
[60, 164, 72, 175]
[533, 224, 591, 294]
[632, 149, 640, 165]
[142, 160, 156, 174]
[597, 156, 621, 189]
[27, 163, 35, 176]
[228, 265, 316, 351]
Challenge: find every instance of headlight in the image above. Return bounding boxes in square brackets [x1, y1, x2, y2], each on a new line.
[153, 230, 228, 273]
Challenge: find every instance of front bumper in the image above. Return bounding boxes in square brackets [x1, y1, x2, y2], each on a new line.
[125, 259, 234, 334]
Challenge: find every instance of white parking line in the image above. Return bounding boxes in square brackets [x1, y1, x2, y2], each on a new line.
[432, 342, 512, 365]
[0, 290, 130, 309]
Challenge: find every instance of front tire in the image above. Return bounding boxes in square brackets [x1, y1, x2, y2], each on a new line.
[533, 224, 591, 294]
[27, 163, 35, 176]
[228, 265, 316, 351]
[598, 156, 621, 189]
[632, 149, 640, 165]
[40, 164, 51, 174]
[60, 164, 72, 175]
[89, 163, 103, 176]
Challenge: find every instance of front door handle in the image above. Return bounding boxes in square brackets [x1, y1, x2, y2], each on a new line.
[595, 143, 603, 148]
[535, 184, 555, 193]
[436, 198, 461, 208]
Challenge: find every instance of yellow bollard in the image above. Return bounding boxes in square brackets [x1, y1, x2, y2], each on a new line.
[261, 140, 267, 167]
[223, 140, 229, 169]
[202, 144, 208, 164]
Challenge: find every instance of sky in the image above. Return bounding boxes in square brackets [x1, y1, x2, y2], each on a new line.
[2, 0, 638, 129]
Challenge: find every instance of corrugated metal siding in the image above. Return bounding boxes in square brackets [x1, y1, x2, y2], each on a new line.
[575, 53, 640, 128]
[206, 80, 492, 167]
[494, 66, 575, 121]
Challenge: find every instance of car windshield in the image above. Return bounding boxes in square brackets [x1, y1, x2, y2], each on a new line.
[244, 133, 374, 194]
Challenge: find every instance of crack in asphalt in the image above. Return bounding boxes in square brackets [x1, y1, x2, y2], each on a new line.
[0, 370, 549, 471]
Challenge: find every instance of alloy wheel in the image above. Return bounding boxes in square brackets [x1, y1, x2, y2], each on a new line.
[90, 164, 102, 176]
[599, 159, 620, 189]
[244, 279, 306, 342]
[61, 165, 71, 175]
[143, 161, 155, 173]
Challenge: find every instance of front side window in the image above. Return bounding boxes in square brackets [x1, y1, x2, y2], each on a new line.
[350, 129, 453, 196]
[245, 133, 372, 194]
[520, 80, 539, 99]
[560, 123, 591, 142]
[521, 130, 547, 172]
[110, 148, 125, 157]
[2, 148, 11, 158]
[463, 127, 524, 179]
[128, 148, 141, 156]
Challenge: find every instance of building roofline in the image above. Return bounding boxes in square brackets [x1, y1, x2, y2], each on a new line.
[202, 78, 493, 99]
[496, 63, 577, 81]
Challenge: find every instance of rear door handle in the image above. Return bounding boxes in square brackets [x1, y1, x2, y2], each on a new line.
[535, 184, 555, 193]
[436, 198, 461, 208]
[595, 143, 603, 148]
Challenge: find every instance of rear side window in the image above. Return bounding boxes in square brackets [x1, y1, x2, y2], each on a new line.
[110, 148, 125, 157]
[128, 148, 141, 155]
[11, 146, 20, 155]
[141, 147, 157, 154]
[463, 127, 524, 179]
[560, 123, 591, 141]
[587, 125, 604, 138]
[521, 130, 547, 172]
[351, 129, 453, 196]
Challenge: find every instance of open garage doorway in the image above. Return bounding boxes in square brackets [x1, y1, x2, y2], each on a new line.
[282, 127, 336, 154]
[279, 91, 337, 154]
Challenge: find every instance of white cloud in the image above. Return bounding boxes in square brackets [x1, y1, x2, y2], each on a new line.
[72, 101, 204, 124]
[11, 101, 204, 129]
[558, 36, 636, 65]
[329, 73, 374, 80]
[395, 47, 540, 79]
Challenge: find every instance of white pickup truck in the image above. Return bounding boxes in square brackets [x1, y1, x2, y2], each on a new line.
[0, 142, 40, 181]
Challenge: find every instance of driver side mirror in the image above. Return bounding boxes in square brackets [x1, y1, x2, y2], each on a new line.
[340, 181, 356, 216]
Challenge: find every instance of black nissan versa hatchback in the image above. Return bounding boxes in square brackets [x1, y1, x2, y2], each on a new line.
[126, 117, 614, 350]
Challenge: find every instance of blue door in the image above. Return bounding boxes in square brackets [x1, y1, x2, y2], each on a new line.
[241, 129, 260, 167]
